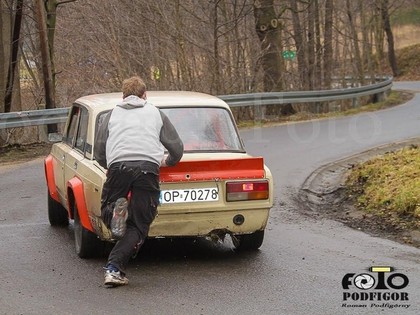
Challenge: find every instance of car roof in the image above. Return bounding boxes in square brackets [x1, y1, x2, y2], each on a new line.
[74, 91, 230, 114]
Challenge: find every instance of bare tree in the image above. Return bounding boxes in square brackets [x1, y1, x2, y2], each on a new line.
[0, 0, 7, 113]
[380, 0, 399, 76]
[35, 0, 57, 133]
[33, 0, 76, 133]
[323, 0, 333, 88]
[307, 0, 316, 90]
[4, 0, 23, 113]
[253, 0, 284, 91]
[289, 0, 308, 90]
[1, 0, 25, 114]
[346, 0, 365, 83]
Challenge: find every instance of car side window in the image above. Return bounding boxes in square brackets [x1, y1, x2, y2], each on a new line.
[64, 106, 80, 146]
[95, 110, 111, 137]
[63, 105, 89, 154]
[75, 107, 89, 153]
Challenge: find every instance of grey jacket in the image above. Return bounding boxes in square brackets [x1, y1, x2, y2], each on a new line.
[94, 95, 183, 170]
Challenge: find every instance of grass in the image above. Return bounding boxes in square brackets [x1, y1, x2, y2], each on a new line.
[341, 43, 420, 238]
[395, 43, 420, 79]
[346, 146, 420, 231]
[392, 8, 420, 26]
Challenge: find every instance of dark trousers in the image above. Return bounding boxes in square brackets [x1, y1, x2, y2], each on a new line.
[101, 161, 160, 273]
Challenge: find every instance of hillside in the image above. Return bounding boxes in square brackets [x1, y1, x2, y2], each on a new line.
[394, 43, 420, 80]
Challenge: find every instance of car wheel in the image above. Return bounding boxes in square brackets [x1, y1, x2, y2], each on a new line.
[47, 191, 69, 226]
[235, 230, 264, 251]
[73, 202, 102, 258]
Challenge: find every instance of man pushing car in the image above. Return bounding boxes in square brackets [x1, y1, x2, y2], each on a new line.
[94, 76, 183, 287]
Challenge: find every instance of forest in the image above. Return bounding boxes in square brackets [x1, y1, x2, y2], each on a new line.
[1, 0, 420, 143]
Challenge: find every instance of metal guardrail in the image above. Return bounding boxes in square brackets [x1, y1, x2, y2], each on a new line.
[0, 108, 69, 129]
[220, 76, 393, 106]
[0, 77, 393, 130]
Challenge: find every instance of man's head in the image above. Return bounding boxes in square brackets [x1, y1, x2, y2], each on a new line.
[122, 76, 147, 99]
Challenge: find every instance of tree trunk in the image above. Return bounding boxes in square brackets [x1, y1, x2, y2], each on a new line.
[45, 0, 58, 91]
[35, 0, 57, 133]
[307, 0, 315, 90]
[360, 0, 374, 81]
[381, 0, 399, 76]
[0, 0, 7, 113]
[212, 0, 221, 94]
[314, 0, 322, 90]
[373, 0, 385, 71]
[323, 0, 333, 89]
[254, 0, 294, 116]
[253, 0, 283, 92]
[346, 0, 364, 84]
[4, 0, 23, 113]
[289, 0, 307, 90]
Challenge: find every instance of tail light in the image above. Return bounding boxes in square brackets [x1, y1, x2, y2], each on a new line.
[226, 180, 269, 202]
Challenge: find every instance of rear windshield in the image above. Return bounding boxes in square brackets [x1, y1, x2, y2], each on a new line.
[161, 107, 244, 152]
[96, 106, 245, 152]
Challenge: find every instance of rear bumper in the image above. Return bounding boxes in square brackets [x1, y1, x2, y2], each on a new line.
[148, 208, 270, 237]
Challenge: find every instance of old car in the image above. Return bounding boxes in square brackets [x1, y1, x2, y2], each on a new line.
[44, 91, 273, 258]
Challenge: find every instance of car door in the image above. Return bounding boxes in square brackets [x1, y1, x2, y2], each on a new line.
[50, 141, 68, 203]
[63, 105, 88, 193]
[63, 105, 106, 223]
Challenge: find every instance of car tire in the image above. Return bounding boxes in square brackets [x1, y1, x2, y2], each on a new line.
[73, 202, 102, 258]
[235, 230, 264, 251]
[47, 191, 69, 226]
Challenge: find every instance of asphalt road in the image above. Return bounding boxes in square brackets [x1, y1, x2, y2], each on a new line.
[0, 82, 419, 315]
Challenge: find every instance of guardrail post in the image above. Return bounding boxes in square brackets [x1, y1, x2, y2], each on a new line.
[254, 94, 264, 121]
[372, 91, 385, 103]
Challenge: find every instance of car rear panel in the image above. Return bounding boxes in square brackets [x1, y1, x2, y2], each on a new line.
[149, 154, 273, 237]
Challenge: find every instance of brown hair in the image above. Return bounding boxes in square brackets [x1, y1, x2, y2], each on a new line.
[122, 76, 147, 98]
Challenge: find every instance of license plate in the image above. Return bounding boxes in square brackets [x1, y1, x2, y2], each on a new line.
[160, 188, 219, 204]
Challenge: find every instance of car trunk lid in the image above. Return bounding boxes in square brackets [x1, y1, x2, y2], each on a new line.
[160, 156, 265, 182]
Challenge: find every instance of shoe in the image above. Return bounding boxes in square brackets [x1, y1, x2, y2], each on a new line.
[104, 269, 129, 287]
[111, 198, 128, 239]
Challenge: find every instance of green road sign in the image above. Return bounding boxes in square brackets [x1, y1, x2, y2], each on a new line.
[282, 50, 296, 59]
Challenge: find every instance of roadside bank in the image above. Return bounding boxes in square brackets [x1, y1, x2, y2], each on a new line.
[299, 137, 420, 248]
